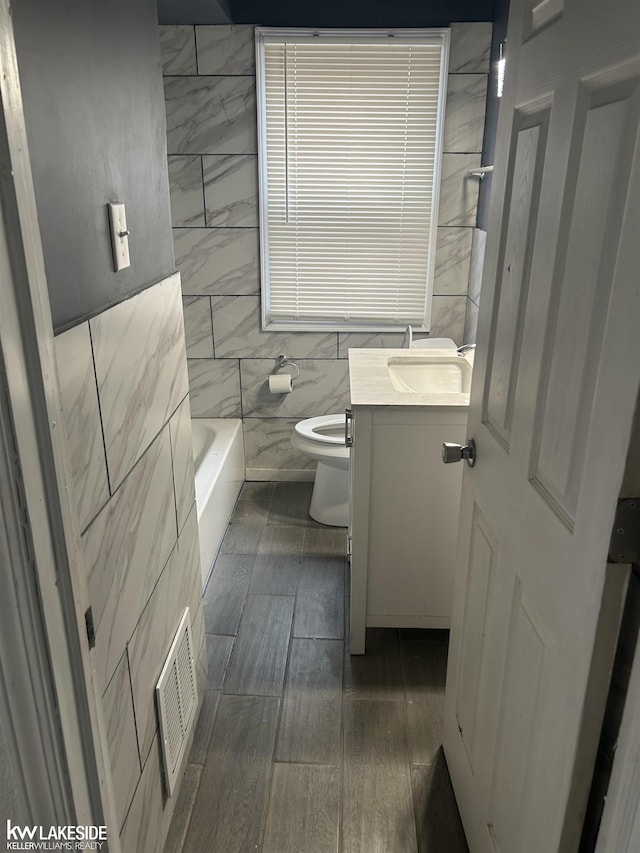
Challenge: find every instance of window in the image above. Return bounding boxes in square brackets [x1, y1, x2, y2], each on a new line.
[256, 28, 450, 332]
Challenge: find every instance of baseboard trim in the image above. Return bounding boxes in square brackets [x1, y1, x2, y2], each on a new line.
[367, 615, 451, 629]
[246, 467, 315, 482]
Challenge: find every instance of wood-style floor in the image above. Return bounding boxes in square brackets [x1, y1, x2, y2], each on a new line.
[164, 481, 468, 853]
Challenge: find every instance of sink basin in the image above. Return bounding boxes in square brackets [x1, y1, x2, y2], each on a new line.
[387, 355, 472, 394]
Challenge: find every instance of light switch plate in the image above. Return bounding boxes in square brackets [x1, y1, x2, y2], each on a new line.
[107, 202, 130, 271]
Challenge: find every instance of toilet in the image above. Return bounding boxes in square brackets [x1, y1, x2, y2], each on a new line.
[292, 338, 458, 527]
[291, 414, 350, 527]
[411, 335, 457, 349]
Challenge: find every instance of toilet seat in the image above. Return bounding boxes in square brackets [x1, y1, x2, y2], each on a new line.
[294, 413, 346, 445]
[291, 413, 349, 470]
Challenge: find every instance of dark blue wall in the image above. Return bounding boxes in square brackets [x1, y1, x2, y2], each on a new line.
[158, 0, 494, 26]
[157, 0, 230, 25]
[13, 0, 175, 332]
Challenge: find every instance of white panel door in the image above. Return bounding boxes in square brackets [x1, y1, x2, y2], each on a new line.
[443, 0, 640, 850]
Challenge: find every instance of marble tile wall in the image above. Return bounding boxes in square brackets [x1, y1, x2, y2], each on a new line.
[90, 273, 189, 492]
[54, 323, 109, 532]
[170, 396, 197, 532]
[243, 417, 316, 477]
[464, 227, 487, 344]
[128, 507, 202, 762]
[102, 652, 141, 828]
[53, 273, 205, 846]
[161, 22, 491, 477]
[119, 736, 165, 853]
[120, 627, 206, 853]
[241, 359, 351, 419]
[84, 425, 177, 693]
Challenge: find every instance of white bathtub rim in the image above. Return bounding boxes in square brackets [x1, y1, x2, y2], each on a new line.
[190, 417, 244, 588]
[192, 418, 243, 517]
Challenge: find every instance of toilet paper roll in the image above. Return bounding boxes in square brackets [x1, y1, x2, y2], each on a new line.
[268, 373, 293, 394]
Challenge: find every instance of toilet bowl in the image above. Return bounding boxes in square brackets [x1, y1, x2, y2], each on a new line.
[291, 338, 457, 526]
[291, 414, 349, 527]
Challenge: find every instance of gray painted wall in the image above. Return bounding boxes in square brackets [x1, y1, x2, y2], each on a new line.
[12, 0, 174, 332]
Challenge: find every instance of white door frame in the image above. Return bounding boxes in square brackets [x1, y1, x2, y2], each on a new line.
[0, 1, 119, 846]
[0, 355, 77, 825]
[594, 406, 640, 851]
[595, 600, 640, 851]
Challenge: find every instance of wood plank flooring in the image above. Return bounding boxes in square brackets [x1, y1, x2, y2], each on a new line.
[165, 481, 468, 853]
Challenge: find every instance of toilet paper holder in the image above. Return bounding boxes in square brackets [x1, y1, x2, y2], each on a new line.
[273, 354, 300, 382]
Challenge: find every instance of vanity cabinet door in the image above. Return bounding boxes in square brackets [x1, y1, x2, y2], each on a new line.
[348, 406, 372, 654]
[365, 415, 465, 627]
[349, 406, 467, 654]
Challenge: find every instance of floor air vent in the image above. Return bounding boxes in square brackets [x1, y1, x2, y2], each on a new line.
[156, 607, 198, 796]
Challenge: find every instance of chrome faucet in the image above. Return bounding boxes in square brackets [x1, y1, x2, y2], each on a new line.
[402, 325, 413, 348]
[457, 343, 476, 354]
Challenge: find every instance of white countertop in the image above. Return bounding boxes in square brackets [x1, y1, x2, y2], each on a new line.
[348, 348, 473, 407]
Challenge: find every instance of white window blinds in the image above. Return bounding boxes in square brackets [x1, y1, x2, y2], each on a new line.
[256, 29, 449, 331]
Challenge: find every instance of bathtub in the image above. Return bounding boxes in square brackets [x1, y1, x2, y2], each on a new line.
[191, 419, 245, 588]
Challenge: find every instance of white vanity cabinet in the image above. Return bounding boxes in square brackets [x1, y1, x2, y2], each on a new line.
[348, 403, 468, 654]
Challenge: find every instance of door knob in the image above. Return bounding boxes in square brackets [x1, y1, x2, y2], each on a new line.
[442, 438, 476, 467]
